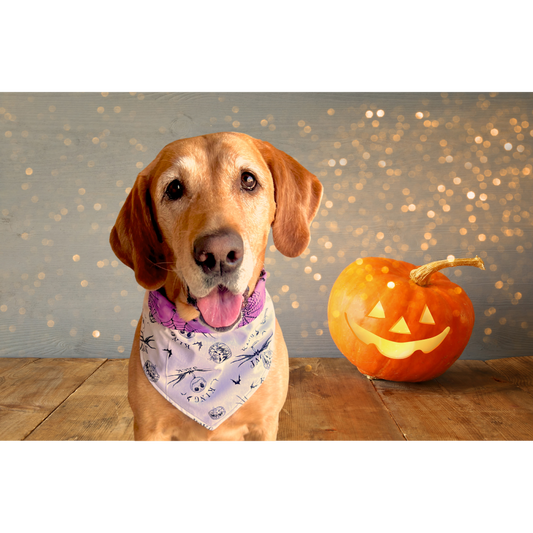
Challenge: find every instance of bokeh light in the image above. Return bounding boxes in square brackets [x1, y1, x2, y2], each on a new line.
[1, 92, 532, 360]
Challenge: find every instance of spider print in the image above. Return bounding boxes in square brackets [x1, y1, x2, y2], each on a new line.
[239, 283, 265, 326]
[149, 291, 209, 334]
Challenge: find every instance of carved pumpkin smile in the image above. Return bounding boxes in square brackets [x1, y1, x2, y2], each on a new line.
[345, 313, 450, 360]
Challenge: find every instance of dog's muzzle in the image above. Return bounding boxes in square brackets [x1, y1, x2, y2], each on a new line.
[190, 229, 247, 330]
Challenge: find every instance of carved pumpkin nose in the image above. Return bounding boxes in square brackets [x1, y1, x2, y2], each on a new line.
[389, 317, 411, 334]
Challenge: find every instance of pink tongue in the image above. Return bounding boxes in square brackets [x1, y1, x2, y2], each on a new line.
[196, 287, 244, 329]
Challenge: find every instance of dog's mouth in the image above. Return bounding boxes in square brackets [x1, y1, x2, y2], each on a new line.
[188, 285, 249, 332]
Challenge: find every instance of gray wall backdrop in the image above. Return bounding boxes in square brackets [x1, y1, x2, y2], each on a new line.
[1, 92, 532, 360]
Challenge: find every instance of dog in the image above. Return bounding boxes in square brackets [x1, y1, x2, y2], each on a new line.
[110, 132, 323, 440]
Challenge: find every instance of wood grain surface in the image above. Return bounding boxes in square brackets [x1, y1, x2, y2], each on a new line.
[1, 356, 532, 441]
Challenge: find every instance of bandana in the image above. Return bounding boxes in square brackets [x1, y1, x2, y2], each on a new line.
[138, 272, 275, 431]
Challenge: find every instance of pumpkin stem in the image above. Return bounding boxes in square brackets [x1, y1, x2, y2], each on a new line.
[410, 256, 485, 287]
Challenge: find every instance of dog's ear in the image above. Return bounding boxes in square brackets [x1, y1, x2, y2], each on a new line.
[253, 139, 323, 257]
[110, 163, 167, 290]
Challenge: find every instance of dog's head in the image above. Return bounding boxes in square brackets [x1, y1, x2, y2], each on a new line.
[110, 132, 323, 331]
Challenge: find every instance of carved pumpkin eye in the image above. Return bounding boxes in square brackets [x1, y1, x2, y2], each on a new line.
[419, 304, 436, 325]
[368, 300, 436, 333]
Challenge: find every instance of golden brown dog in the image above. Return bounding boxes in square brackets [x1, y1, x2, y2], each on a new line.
[110, 132, 322, 440]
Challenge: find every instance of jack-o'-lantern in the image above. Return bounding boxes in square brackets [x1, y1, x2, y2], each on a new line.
[328, 256, 485, 382]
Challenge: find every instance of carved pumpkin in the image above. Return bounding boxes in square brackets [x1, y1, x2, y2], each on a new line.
[327, 256, 485, 382]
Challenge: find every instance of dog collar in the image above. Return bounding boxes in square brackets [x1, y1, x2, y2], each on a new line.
[139, 272, 275, 431]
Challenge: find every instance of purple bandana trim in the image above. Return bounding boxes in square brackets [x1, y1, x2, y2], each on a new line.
[148, 270, 267, 333]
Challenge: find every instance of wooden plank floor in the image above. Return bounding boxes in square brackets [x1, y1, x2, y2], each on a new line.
[1, 356, 532, 440]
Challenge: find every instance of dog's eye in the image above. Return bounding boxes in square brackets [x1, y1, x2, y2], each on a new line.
[241, 171, 257, 191]
[165, 179, 184, 201]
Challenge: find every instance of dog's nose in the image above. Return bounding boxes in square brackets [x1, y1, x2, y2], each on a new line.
[193, 230, 244, 275]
